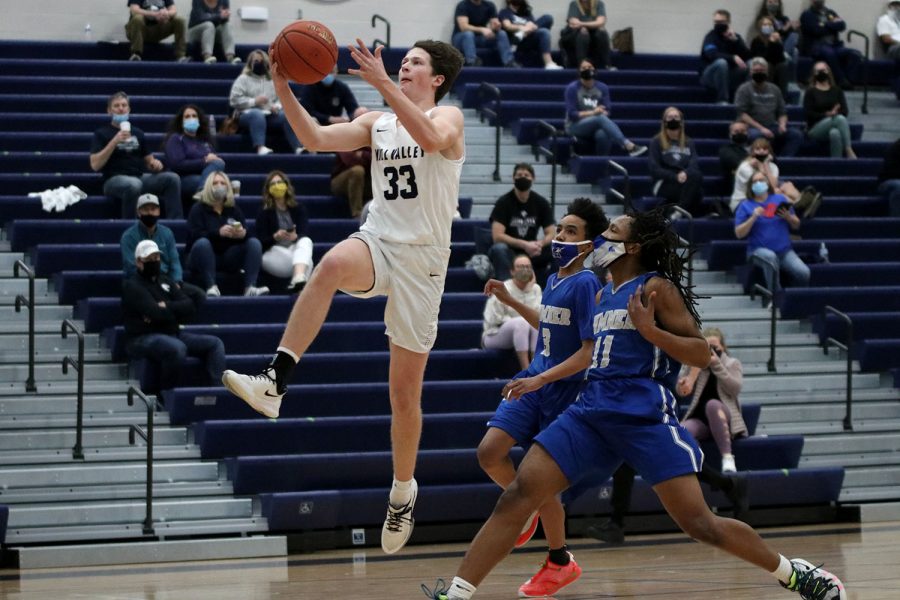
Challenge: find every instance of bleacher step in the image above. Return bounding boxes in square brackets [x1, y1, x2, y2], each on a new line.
[0, 411, 170, 430]
[0, 332, 103, 350]
[0, 480, 231, 504]
[0, 361, 128, 382]
[839, 486, 900, 503]
[0, 349, 111, 364]
[0, 393, 148, 414]
[12, 534, 286, 569]
[0, 460, 217, 488]
[0, 305, 71, 321]
[0, 380, 136, 396]
[0, 426, 187, 450]
[0, 445, 199, 466]
[850, 501, 900, 522]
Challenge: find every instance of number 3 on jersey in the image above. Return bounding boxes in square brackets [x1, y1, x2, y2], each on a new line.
[383, 165, 418, 200]
[591, 335, 614, 369]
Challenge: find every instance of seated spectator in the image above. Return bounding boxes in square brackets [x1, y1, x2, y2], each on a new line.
[719, 121, 750, 195]
[498, 0, 562, 69]
[803, 61, 856, 159]
[300, 65, 369, 126]
[488, 163, 555, 282]
[877, 1, 900, 64]
[678, 328, 747, 474]
[736, 57, 803, 157]
[750, 15, 791, 99]
[123, 240, 225, 391]
[121, 193, 183, 282]
[648, 107, 705, 217]
[879, 136, 900, 216]
[229, 50, 302, 155]
[565, 60, 647, 157]
[699, 9, 750, 104]
[186, 171, 269, 297]
[559, 0, 612, 70]
[800, 0, 861, 90]
[452, 0, 517, 68]
[126, 0, 188, 62]
[481, 254, 542, 371]
[757, 0, 800, 58]
[163, 103, 225, 202]
[731, 138, 807, 213]
[331, 148, 372, 219]
[188, 0, 240, 64]
[90, 91, 182, 219]
[734, 170, 810, 295]
[256, 170, 314, 293]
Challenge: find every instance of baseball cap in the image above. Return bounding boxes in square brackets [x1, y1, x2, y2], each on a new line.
[136, 193, 160, 210]
[134, 239, 161, 260]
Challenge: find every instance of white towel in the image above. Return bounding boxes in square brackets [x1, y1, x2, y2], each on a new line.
[28, 185, 87, 213]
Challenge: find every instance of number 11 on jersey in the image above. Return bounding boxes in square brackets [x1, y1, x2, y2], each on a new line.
[591, 335, 614, 369]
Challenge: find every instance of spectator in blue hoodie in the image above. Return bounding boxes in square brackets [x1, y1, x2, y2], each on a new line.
[700, 9, 751, 104]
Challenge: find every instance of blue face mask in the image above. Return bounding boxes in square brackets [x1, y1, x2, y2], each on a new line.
[321, 73, 335, 86]
[592, 236, 628, 268]
[551, 240, 591, 268]
[183, 117, 200, 133]
[752, 181, 769, 196]
[111, 112, 129, 124]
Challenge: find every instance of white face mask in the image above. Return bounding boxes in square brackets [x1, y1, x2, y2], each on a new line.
[593, 236, 627, 268]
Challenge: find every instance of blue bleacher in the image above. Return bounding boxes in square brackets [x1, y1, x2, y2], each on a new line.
[706, 239, 900, 271]
[0, 504, 7, 544]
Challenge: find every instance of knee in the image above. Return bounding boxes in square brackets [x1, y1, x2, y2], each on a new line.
[348, 165, 365, 179]
[129, 14, 146, 28]
[160, 172, 180, 187]
[208, 159, 226, 170]
[389, 388, 420, 417]
[681, 513, 724, 546]
[190, 237, 213, 257]
[488, 242, 511, 257]
[476, 438, 506, 472]
[168, 340, 188, 363]
[196, 21, 214, 34]
[459, 31, 475, 44]
[712, 58, 727, 71]
[828, 128, 841, 142]
[705, 399, 728, 422]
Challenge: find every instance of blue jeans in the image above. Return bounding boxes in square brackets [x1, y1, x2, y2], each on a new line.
[126, 331, 225, 390]
[488, 242, 552, 281]
[452, 30, 513, 66]
[187, 237, 263, 290]
[239, 109, 300, 151]
[880, 179, 900, 217]
[567, 114, 628, 155]
[749, 247, 810, 292]
[104, 171, 182, 219]
[515, 15, 554, 57]
[180, 159, 226, 194]
[747, 124, 804, 158]
[700, 58, 747, 103]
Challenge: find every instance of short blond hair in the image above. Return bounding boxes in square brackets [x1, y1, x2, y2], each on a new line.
[199, 171, 235, 207]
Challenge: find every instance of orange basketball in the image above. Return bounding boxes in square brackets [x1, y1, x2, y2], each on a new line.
[271, 20, 338, 84]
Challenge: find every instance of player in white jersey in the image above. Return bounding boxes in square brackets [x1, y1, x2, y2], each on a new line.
[222, 39, 465, 555]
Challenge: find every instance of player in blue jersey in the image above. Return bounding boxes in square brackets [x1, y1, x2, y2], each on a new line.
[477, 198, 607, 598]
[426, 209, 846, 600]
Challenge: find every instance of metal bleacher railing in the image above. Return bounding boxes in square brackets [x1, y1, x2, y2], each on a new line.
[750, 280, 777, 374]
[371, 14, 390, 49]
[61, 318, 85, 460]
[478, 82, 502, 182]
[822, 305, 854, 431]
[13, 259, 36, 392]
[128, 386, 158, 535]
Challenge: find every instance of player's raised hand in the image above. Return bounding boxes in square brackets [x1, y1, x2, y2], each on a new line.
[347, 39, 390, 87]
[484, 278, 511, 300]
[267, 48, 289, 88]
[627, 284, 657, 333]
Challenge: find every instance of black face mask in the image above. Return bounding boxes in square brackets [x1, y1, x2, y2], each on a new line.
[665, 119, 682, 130]
[139, 214, 158, 229]
[814, 71, 829, 82]
[141, 261, 161, 279]
[731, 133, 748, 144]
[514, 177, 533, 192]
[751, 71, 768, 83]
[579, 68, 595, 80]
[251, 61, 267, 76]
[812, 0, 825, 9]
[753, 153, 769, 161]
[714, 22, 729, 35]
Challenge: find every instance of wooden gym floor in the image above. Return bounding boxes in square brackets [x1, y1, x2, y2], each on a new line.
[1, 521, 898, 599]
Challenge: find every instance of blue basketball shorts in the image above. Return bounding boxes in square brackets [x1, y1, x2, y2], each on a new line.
[486, 378, 584, 446]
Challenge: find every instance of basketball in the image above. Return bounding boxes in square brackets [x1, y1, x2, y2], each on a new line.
[270, 20, 338, 84]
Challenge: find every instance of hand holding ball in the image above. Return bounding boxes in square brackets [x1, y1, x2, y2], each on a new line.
[270, 21, 338, 84]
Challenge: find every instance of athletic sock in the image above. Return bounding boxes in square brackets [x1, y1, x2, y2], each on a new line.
[389, 477, 414, 506]
[270, 347, 298, 390]
[446, 577, 476, 599]
[771, 554, 794, 585]
[548, 545, 570, 566]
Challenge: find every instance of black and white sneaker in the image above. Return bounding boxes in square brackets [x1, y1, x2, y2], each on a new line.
[628, 144, 648, 157]
[381, 479, 418, 554]
[781, 559, 847, 599]
[221, 367, 283, 418]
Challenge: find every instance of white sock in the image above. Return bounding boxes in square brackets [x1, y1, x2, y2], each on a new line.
[276, 346, 299, 363]
[389, 477, 413, 506]
[447, 577, 476, 599]
[771, 554, 794, 584]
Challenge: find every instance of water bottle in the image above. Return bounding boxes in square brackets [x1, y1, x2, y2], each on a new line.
[84, 23, 92, 42]
[818, 242, 829, 263]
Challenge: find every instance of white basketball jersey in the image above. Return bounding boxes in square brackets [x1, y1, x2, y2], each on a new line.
[361, 110, 464, 248]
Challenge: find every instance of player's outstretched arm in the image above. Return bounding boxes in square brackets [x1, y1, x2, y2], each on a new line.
[628, 278, 711, 368]
[348, 40, 464, 158]
[269, 50, 379, 152]
[502, 338, 594, 400]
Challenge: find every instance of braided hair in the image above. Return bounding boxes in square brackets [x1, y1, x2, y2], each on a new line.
[627, 207, 702, 327]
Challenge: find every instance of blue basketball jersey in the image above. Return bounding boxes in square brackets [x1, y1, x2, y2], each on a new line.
[588, 272, 678, 382]
[527, 269, 600, 382]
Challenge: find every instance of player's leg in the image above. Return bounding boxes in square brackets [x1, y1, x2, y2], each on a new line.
[221, 237, 376, 416]
[380, 341, 428, 554]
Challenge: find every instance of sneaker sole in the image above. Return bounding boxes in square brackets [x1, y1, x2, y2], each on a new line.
[515, 512, 540, 548]
[221, 371, 280, 419]
[518, 565, 582, 598]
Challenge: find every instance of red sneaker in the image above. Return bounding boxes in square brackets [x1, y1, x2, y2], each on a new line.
[515, 511, 540, 548]
[518, 552, 582, 598]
